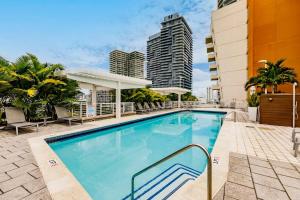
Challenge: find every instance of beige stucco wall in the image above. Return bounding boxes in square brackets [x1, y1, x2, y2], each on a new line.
[212, 0, 248, 108]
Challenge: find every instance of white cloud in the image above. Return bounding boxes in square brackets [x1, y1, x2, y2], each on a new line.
[192, 68, 211, 97]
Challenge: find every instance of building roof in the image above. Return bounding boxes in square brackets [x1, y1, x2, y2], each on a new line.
[67, 69, 151, 90]
[151, 87, 190, 95]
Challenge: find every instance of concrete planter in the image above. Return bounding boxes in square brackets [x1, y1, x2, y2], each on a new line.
[248, 107, 257, 121]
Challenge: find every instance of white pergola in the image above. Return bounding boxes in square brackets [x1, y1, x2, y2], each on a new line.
[67, 70, 151, 118]
[151, 87, 190, 108]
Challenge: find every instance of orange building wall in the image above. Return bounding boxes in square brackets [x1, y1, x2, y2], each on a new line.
[248, 0, 300, 93]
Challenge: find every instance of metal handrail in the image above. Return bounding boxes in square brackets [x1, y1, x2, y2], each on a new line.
[131, 144, 212, 200]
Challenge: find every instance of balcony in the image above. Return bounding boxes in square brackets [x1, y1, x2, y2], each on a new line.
[211, 84, 220, 90]
[207, 53, 216, 62]
[209, 63, 217, 71]
[210, 74, 219, 81]
[205, 35, 213, 44]
[206, 43, 214, 53]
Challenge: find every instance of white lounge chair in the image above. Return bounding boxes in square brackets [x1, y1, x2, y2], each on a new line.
[156, 102, 165, 109]
[144, 102, 154, 112]
[136, 103, 148, 113]
[4, 107, 39, 135]
[54, 106, 83, 126]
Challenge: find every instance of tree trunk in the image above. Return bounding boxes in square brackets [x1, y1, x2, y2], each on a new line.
[264, 87, 267, 94]
[272, 85, 275, 94]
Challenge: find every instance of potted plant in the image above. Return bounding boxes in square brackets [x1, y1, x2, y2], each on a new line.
[247, 93, 259, 121]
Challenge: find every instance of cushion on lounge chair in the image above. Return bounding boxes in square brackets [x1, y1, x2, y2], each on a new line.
[54, 106, 72, 118]
[4, 107, 26, 124]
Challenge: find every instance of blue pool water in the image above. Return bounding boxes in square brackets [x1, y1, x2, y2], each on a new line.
[49, 111, 224, 200]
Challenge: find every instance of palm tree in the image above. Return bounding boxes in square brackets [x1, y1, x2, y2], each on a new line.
[0, 53, 80, 120]
[245, 59, 297, 94]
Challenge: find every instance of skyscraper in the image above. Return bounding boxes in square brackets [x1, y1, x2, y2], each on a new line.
[109, 50, 144, 79]
[147, 13, 193, 90]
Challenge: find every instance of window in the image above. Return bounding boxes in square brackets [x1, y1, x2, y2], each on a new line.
[172, 36, 176, 45]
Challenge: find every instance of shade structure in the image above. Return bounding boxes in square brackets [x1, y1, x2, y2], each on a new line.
[67, 70, 151, 118]
[151, 87, 190, 108]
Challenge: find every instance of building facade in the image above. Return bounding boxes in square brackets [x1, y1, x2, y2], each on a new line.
[206, 0, 300, 108]
[206, 0, 248, 107]
[147, 13, 193, 90]
[109, 50, 144, 79]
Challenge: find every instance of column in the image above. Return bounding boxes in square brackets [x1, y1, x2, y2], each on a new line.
[178, 93, 181, 108]
[116, 82, 121, 119]
[91, 84, 97, 110]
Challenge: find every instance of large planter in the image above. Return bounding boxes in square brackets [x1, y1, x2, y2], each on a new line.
[248, 106, 258, 121]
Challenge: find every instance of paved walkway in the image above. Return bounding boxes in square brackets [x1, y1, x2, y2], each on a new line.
[0, 109, 299, 200]
[213, 152, 300, 200]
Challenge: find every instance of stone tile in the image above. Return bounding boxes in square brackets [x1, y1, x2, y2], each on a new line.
[0, 173, 10, 183]
[227, 171, 253, 188]
[255, 184, 289, 200]
[285, 186, 300, 200]
[0, 163, 17, 173]
[229, 156, 249, 167]
[225, 182, 256, 200]
[229, 165, 251, 176]
[252, 173, 284, 190]
[0, 186, 29, 200]
[224, 197, 237, 200]
[213, 185, 224, 200]
[250, 165, 277, 178]
[269, 160, 295, 170]
[22, 188, 51, 200]
[6, 164, 37, 178]
[278, 175, 300, 189]
[14, 157, 36, 167]
[0, 173, 34, 192]
[273, 166, 300, 178]
[249, 157, 271, 168]
[229, 152, 248, 160]
[23, 178, 45, 193]
[28, 168, 42, 179]
[2, 150, 27, 159]
[0, 155, 23, 167]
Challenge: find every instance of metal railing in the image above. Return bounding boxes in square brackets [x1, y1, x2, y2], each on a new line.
[131, 144, 212, 200]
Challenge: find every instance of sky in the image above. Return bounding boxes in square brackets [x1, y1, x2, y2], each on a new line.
[0, 0, 216, 97]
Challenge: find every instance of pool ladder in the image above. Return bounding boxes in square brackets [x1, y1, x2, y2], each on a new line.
[131, 144, 212, 200]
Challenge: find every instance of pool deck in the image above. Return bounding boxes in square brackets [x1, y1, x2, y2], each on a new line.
[0, 108, 299, 200]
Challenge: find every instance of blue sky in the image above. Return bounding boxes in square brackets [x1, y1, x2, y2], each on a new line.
[0, 0, 216, 96]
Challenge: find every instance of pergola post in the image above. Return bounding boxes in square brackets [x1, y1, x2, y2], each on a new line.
[116, 81, 121, 119]
[178, 93, 181, 108]
[91, 84, 97, 109]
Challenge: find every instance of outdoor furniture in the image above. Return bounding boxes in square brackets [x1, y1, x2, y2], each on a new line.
[164, 102, 173, 109]
[4, 107, 39, 135]
[150, 102, 159, 111]
[136, 103, 148, 113]
[54, 106, 83, 126]
[156, 102, 165, 109]
[144, 102, 153, 112]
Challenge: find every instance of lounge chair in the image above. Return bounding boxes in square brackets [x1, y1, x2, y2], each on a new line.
[4, 107, 39, 135]
[156, 102, 165, 109]
[149, 102, 159, 111]
[136, 103, 148, 113]
[144, 102, 153, 112]
[54, 106, 83, 126]
[164, 102, 172, 109]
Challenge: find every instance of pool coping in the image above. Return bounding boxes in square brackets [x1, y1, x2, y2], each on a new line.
[28, 108, 233, 200]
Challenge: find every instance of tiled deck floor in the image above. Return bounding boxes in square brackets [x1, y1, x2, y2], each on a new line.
[213, 152, 300, 200]
[0, 110, 299, 199]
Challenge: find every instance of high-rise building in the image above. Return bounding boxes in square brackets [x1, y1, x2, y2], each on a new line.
[147, 13, 193, 90]
[206, 0, 300, 108]
[109, 50, 144, 79]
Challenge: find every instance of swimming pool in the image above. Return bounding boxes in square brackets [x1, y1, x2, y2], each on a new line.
[49, 111, 225, 200]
